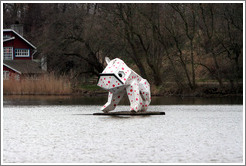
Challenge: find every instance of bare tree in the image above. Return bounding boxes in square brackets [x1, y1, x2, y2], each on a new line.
[170, 4, 197, 89]
[197, 3, 243, 90]
[3, 3, 243, 92]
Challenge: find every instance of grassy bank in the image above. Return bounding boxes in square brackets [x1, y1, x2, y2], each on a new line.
[3, 74, 72, 95]
[151, 82, 243, 97]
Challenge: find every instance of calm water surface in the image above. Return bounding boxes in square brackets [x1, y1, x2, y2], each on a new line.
[2, 95, 244, 163]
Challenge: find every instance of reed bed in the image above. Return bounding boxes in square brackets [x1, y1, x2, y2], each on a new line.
[3, 73, 72, 95]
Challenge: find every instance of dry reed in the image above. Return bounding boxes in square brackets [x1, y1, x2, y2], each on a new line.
[3, 73, 72, 95]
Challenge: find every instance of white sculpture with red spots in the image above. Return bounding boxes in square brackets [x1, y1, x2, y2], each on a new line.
[97, 57, 151, 113]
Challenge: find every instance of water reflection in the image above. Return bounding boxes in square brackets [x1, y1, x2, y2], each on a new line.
[3, 95, 243, 106]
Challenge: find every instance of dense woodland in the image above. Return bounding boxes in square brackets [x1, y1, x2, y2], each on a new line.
[3, 3, 243, 95]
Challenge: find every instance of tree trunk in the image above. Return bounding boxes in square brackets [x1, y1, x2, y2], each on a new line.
[175, 37, 193, 90]
[211, 51, 223, 89]
[190, 40, 196, 88]
[129, 42, 148, 79]
[146, 57, 162, 86]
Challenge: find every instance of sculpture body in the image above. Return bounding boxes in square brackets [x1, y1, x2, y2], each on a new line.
[97, 57, 151, 112]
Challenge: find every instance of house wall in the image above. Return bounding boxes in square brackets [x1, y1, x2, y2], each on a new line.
[3, 65, 20, 80]
[3, 31, 33, 60]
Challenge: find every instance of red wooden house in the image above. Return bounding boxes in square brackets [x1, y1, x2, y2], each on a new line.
[3, 28, 45, 80]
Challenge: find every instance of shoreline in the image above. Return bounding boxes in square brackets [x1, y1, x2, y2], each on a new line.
[3, 91, 243, 98]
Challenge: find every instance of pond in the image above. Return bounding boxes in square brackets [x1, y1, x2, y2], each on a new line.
[2, 95, 244, 164]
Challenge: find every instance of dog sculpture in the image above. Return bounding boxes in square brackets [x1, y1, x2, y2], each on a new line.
[97, 57, 151, 113]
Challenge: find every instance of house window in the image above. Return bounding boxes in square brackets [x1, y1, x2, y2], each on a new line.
[3, 47, 13, 60]
[3, 71, 10, 80]
[15, 49, 30, 57]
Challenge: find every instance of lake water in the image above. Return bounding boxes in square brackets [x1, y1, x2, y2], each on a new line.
[2, 96, 244, 164]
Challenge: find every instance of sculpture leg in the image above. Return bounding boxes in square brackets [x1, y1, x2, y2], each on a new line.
[100, 90, 125, 113]
[126, 81, 143, 112]
[139, 79, 151, 111]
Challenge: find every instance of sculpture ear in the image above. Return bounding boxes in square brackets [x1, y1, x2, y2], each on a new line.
[105, 57, 111, 64]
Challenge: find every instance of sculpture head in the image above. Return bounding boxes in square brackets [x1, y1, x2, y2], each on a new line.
[97, 57, 131, 93]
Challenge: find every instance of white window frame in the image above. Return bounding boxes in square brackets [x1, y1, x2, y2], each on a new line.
[15, 49, 30, 57]
[3, 47, 13, 60]
[3, 71, 10, 80]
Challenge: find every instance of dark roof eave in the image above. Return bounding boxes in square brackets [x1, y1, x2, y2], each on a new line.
[3, 60, 46, 74]
[3, 63, 22, 74]
[3, 37, 15, 42]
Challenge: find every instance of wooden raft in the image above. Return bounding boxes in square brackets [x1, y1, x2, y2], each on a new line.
[93, 111, 165, 116]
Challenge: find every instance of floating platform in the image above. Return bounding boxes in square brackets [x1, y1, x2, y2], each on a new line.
[93, 111, 165, 116]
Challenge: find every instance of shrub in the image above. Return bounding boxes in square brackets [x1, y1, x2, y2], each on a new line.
[3, 73, 72, 95]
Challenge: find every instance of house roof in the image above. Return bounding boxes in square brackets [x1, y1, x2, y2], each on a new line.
[3, 29, 36, 49]
[3, 60, 45, 74]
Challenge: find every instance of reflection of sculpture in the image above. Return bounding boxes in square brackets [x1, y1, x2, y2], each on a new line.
[97, 57, 151, 113]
